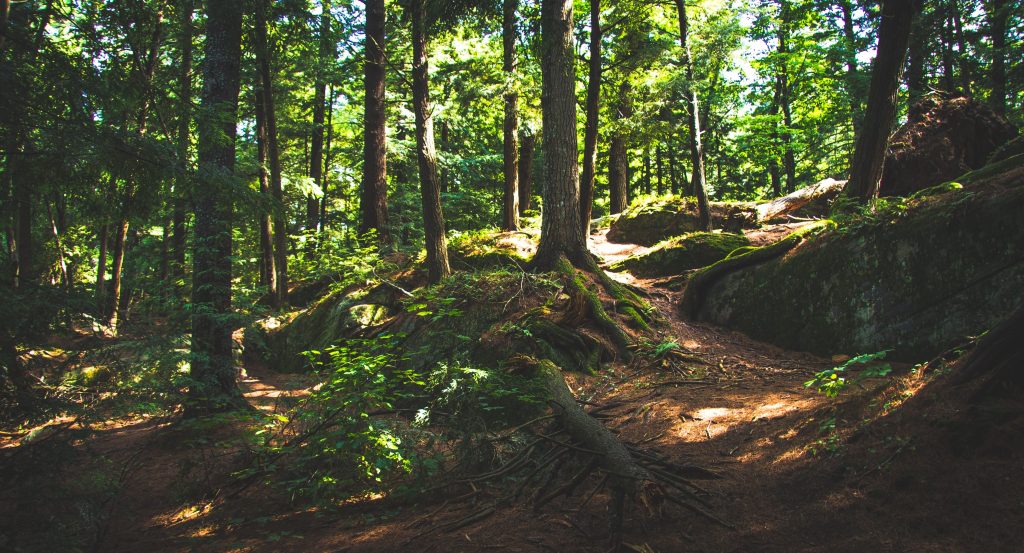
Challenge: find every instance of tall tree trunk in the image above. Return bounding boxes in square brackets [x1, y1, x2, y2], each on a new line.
[501, 0, 520, 231]
[518, 132, 535, 214]
[579, 0, 601, 235]
[307, 0, 332, 232]
[173, 0, 193, 281]
[839, 0, 862, 138]
[320, 83, 334, 231]
[939, 4, 956, 91]
[95, 224, 108, 313]
[643, 146, 651, 194]
[190, 0, 244, 410]
[360, 0, 390, 246]
[844, 0, 917, 201]
[411, 0, 450, 283]
[778, 0, 796, 193]
[107, 220, 129, 327]
[905, 7, 927, 101]
[12, 150, 31, 287]
[533, 0, 588, 268]
[987, 0, 1007, 115]
[668, 140, 680, 195]
[676, 0, 711, 230]
[949, 0, 970, 91]
[656, 145, 664, 195]
[255, 0, 287, 305]
[608, 82, 631, 214]
[254, 88, 276, 295]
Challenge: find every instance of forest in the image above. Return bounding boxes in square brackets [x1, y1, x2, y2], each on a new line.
[1, 0, 1023, 550]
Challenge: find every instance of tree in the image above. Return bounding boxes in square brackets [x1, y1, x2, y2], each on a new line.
[608, 82, 631, 215]
[171, 0, 193, 282]
[579, 0, 601, 235]
[190, 0, 244, 411]
[307, 0, 334, 232]
[987, 0, 1008, 115]
[501, 0, 520, 231]
[675, 0, 711, 231]
[360, 0, 391, 245]
[844, 0, 918, 201]
[533, 0, 588, 269]
[254, 0, 287, 306]
[410, 0, 451, 283]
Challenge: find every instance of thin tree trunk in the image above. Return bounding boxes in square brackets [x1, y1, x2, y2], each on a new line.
[411, 0, 450, 283]
[905, 8, 927, 101]
[254, 88, 276, 295]
[656, 145, 664, 195]
[839, 0, 862, 138]
[668, 140, 680, 195]
[939, 4, 956, 91]
[501, 0, 520, 231]
[12, 150, 31, 287]
[173, 0, 192, 280]
[845, 0, 917, 200]
[320, 83, 334, 232]
[190, 0, 244, 410]
[949, 0, 970, 91]
[95, 224, 108, 313]
[360, 0, 390, 246]
[533, 0, 588, 268]
[306, 0, 332, 232]
[676, 0, 711, 231]
[518, 132, 535, 214]
[778, 0, 796, 193]
[255, 0, 287, 305]
[108, 220, 128, 327]
[579, 0, 601, 235]
[987, 0, 1007, 115]
[608, 82, 631, 214]
[643, 146, 651, 194]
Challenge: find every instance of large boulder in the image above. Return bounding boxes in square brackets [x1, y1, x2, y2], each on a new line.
[611, 232, 750, 277]
[881, 95, 1017, 197]
[693, 170, 1024, 361]
[607, 198, 755, 246]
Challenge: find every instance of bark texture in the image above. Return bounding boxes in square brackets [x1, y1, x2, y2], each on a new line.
[411, 0, 451, 283]
[360, 0, 391, 245]
[533, 0, 588, 269]
[190, 0, 244, 409]
[502, 0, 520, 231]
[844, 0, 918, 200]
[579, 0, 601, 234]
[676, 0, 711, 230]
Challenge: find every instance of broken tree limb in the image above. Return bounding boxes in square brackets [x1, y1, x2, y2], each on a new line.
[754, 178, 846, 223]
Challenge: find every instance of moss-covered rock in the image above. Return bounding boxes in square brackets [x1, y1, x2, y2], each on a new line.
[695, 180, 1024, 361]
[245, 285, 398, 372]
[611, 232, 751, 277]
[606, 197, 755, 246]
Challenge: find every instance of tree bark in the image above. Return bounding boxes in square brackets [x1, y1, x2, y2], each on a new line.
[533, 0, 588, 268]
[839, 0, 862, 140]
[360, 0, 391, 246]
[255, 0, 287, 305]
[306, 0, 332, 232]
[172, 0, 192, 282]
[320, 83, 333, 231]
[95, 224, 108, 313]
[778, 0, 796, 193]
[579, 0, 601, 235]
[107, 220, 129, 327]
[502, 0, 520, 231]
[676, 0, 711, 230]
[254, 87, 276, 295]
[190, 0, 244, 410]
[656, 145, 664, 195]
[411, 0, 451, 283]
[905, 6, 927, 101]
[608, 82, 631, 215]
[987, 0, 1007, 115]
[844, 0, 917, 201]
[518, 132, 535, 214]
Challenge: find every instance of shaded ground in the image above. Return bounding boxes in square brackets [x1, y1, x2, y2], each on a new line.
[1, 233, 1021, 553]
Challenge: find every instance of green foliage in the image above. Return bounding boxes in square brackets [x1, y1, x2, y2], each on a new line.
[805, 350, 893, 398]
[263, 334, 419, 504]
[416, 360, 544, 433]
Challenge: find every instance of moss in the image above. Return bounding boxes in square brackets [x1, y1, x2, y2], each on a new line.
[611, 232, 751, 277]
[680, 221, 834, 319]
[606, 196, 756, 246]
[696, 181, 1024, 361]
[448, 228, 536, 270]
[908, 181, 963, 199]
[553, 256, 633, 356]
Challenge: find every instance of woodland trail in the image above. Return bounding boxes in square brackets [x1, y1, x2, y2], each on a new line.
[4, 236, 1015, 552]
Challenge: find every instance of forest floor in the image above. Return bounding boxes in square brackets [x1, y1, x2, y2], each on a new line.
[2, 230, 1022, 553]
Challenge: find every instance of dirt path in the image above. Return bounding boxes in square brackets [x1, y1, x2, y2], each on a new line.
[7, 238, 1019, 553]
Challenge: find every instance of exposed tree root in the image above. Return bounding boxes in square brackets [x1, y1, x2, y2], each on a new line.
[417, 357, 728, 550]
